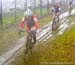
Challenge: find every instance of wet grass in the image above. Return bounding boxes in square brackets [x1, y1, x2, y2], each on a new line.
[38, 15, 52, 28]
[9, 26, 75, 65]
[0, 24, 20, 55]
[0, 15, 51, 55]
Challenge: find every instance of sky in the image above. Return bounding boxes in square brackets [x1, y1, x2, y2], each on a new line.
[2, 0, 25, 10]
[1, 0, 52, 10]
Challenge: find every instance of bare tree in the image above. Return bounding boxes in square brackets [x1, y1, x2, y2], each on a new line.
[0, 0, 2, 26]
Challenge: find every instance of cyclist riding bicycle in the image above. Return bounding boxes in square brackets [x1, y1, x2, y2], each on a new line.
[52, 3, 61, 22]
[51, 3, 61, 30]
[19, 8, 38, 53]
[69, 0, 74, 15]
[69, 0, 74, 6]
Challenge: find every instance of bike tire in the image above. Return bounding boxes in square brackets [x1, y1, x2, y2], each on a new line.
[52, 16, 59, 30]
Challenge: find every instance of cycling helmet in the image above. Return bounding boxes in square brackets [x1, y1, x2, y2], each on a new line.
[27, 4, 32, 8]
[24, 8, 32, 17]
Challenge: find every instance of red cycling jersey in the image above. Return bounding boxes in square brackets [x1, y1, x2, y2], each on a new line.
[19, 15, 38, 32]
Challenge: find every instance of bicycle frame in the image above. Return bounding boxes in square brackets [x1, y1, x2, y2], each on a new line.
[52, 14, 59, 30]
[25, 30, 36, 54]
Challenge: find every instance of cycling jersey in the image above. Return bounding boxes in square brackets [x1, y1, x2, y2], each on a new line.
[19, 15, 38, 32]
[69, 0, 74, 5]
[52, 6, 60, 14]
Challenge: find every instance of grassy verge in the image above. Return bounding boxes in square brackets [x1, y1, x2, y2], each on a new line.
[9, 16, 75, 65]
[0, 15, 51, 55]
[10, 28, 75, 65]
[38, 15, 52, 28]
[2, 10, 24, 25]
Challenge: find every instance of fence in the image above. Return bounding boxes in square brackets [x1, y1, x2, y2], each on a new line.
[0, 0, 74, 26]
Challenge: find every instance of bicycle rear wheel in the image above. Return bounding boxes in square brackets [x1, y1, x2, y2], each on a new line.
[52, 16, 59, 30]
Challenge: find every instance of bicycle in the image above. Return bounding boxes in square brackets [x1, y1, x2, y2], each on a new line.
[24, 30, 36, 54]
[52, 14, 59, 30]
[18, 29, 36, 63]
[18, 28, 36, 54]
[23, 30, 36, 63]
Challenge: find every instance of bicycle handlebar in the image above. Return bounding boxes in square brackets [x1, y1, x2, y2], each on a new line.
[18, 29, 25, 35]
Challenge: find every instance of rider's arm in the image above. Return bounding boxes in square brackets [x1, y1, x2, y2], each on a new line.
[33, 16, 38, 29]
[52, 7, 54, 12]
[19, 17, 25, 29]
[59, 7, 61, 11]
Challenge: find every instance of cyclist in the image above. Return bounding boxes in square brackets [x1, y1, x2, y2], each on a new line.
[52, 2, 61, 22]
[69, 0, 74, 6]
[19, 8, 38, 53]
[69, 0, 74, 15]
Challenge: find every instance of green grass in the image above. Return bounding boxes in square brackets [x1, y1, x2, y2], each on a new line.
[9, 16, 75, 65]
[0, 15, 51, 55]
[38, 15, 52, 28]
[0, 25, 20, 55]
[9, 27, 75, 65]
[34, 7, 49, 16]
[2, 10, 24, 25]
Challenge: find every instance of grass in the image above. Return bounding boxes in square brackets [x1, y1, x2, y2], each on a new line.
[38, 15, 52, 28]
[9, 16, 75, 65]
[0, 15, 51, 55]
[34, 7, 49, 16]
[2, 10, 24, 25]
[0, 25, 20, 55]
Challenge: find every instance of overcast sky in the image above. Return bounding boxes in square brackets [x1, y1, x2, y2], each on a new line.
[1, 0, 52, 10]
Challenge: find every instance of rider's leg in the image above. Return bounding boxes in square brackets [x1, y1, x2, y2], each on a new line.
[52, 14, 56, 30]
[28, 31, 36, 50]
[57, 12, 60, 23]
[25, 35, 29, 54]
[57, 16, 59, 23]
[32, 31, 36, 44]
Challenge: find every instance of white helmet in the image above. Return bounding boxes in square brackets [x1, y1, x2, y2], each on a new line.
[24, 8, 32, 17]
[27, 4, 32, 8]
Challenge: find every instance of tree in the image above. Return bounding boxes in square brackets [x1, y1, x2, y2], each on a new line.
[0, 0, 2, 26]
